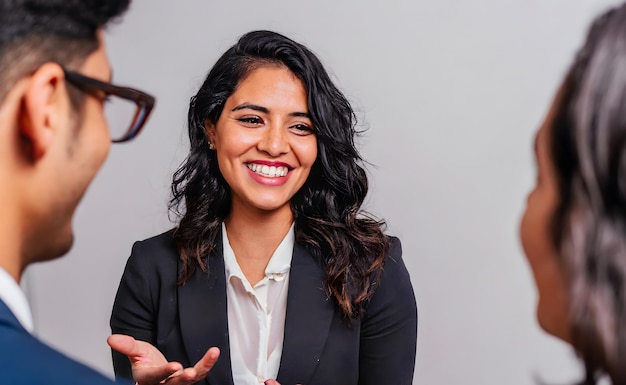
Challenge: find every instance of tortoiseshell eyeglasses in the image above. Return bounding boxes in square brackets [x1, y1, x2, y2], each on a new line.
[63, 69, 155, 143]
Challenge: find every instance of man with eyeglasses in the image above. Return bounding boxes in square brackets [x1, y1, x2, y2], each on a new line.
[0, 1, 157, 384]
[0, 1, 221, 384]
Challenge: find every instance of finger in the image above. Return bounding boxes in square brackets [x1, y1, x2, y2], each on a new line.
[107, 335, 164, 365]
[264, 380, 280, 385]
[161, 347, 220, 385]
[159, 368, 200, 385]
[134, 364, 183, 385]
[107, 334, 143, 357]
[192, 347, 220, 377]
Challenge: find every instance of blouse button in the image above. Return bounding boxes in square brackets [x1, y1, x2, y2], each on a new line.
[271, 272, 286, 281]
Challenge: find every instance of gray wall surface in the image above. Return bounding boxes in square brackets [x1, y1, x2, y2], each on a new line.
[26, 0, 621, 383]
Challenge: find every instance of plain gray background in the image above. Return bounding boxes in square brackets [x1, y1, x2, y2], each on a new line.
[24, 0, 622, 383]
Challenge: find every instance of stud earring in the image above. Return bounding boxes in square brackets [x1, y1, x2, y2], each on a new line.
[208, 141, 215, 150]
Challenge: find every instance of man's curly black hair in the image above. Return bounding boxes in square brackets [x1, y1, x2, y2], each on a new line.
[0, 0, 130, 103]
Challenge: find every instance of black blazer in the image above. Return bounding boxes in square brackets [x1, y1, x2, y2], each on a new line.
[110, 231, 417, 385]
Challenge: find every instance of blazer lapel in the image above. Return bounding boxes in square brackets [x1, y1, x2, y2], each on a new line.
[0, 299, 23, 331]
[277, 243, 336, 385]
[178, 234, 234, 385]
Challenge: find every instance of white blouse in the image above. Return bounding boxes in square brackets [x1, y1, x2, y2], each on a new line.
[222, 223, 293, 385]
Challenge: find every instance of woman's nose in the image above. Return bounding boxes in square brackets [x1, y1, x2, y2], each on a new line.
[258, 124, 289, 156]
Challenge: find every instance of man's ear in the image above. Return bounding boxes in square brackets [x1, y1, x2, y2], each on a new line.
[19, 63, 69, 160]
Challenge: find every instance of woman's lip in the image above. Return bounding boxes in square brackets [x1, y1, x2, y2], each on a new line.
[246, 167, 290, 186]
[246, 163, 291, 178]
[246, 160, 293, 169]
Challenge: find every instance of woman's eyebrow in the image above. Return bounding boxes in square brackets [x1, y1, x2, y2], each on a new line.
[289, 111, 310, 118]
[232, 103, 268, 113]
[232, 103, 310, 118]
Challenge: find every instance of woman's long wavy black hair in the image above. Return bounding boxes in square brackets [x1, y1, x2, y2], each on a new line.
[549, 3, 626, 384]
[170, 30, 388, 319]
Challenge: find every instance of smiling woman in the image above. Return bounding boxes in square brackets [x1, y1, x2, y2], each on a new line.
[109, 30, 417, 385]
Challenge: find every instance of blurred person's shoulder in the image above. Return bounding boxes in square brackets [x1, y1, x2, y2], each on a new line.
[0, 304, 122, 385]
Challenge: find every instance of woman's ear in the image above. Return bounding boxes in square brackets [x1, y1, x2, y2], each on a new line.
[19, 63, 69, 160]
[205, 119, 216, 148]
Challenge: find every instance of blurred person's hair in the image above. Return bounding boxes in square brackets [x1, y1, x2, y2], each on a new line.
[550, 3, 626, 383]
[0, 0, 130, 106]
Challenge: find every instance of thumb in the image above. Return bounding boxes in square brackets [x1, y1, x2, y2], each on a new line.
[107, 334, 141, 356]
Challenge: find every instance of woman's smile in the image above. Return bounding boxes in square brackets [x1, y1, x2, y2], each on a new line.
[245, 162, 291, 178]
[245, 161, 292, 186]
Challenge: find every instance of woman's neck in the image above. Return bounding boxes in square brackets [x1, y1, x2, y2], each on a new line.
[224, 203, 294, 285]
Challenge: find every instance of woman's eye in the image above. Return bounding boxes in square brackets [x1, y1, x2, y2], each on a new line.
[290, 123, 315, 135]
[238, 116, 264, 126]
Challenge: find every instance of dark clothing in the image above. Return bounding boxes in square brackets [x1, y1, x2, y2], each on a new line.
[111, 231, 417, 385]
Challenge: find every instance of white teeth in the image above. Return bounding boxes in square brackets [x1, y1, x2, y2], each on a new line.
[247, 163, 288, 178]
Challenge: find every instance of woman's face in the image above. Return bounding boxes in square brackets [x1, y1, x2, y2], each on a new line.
[519, 94, 571, 342]
[207, 65, 317, 218]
